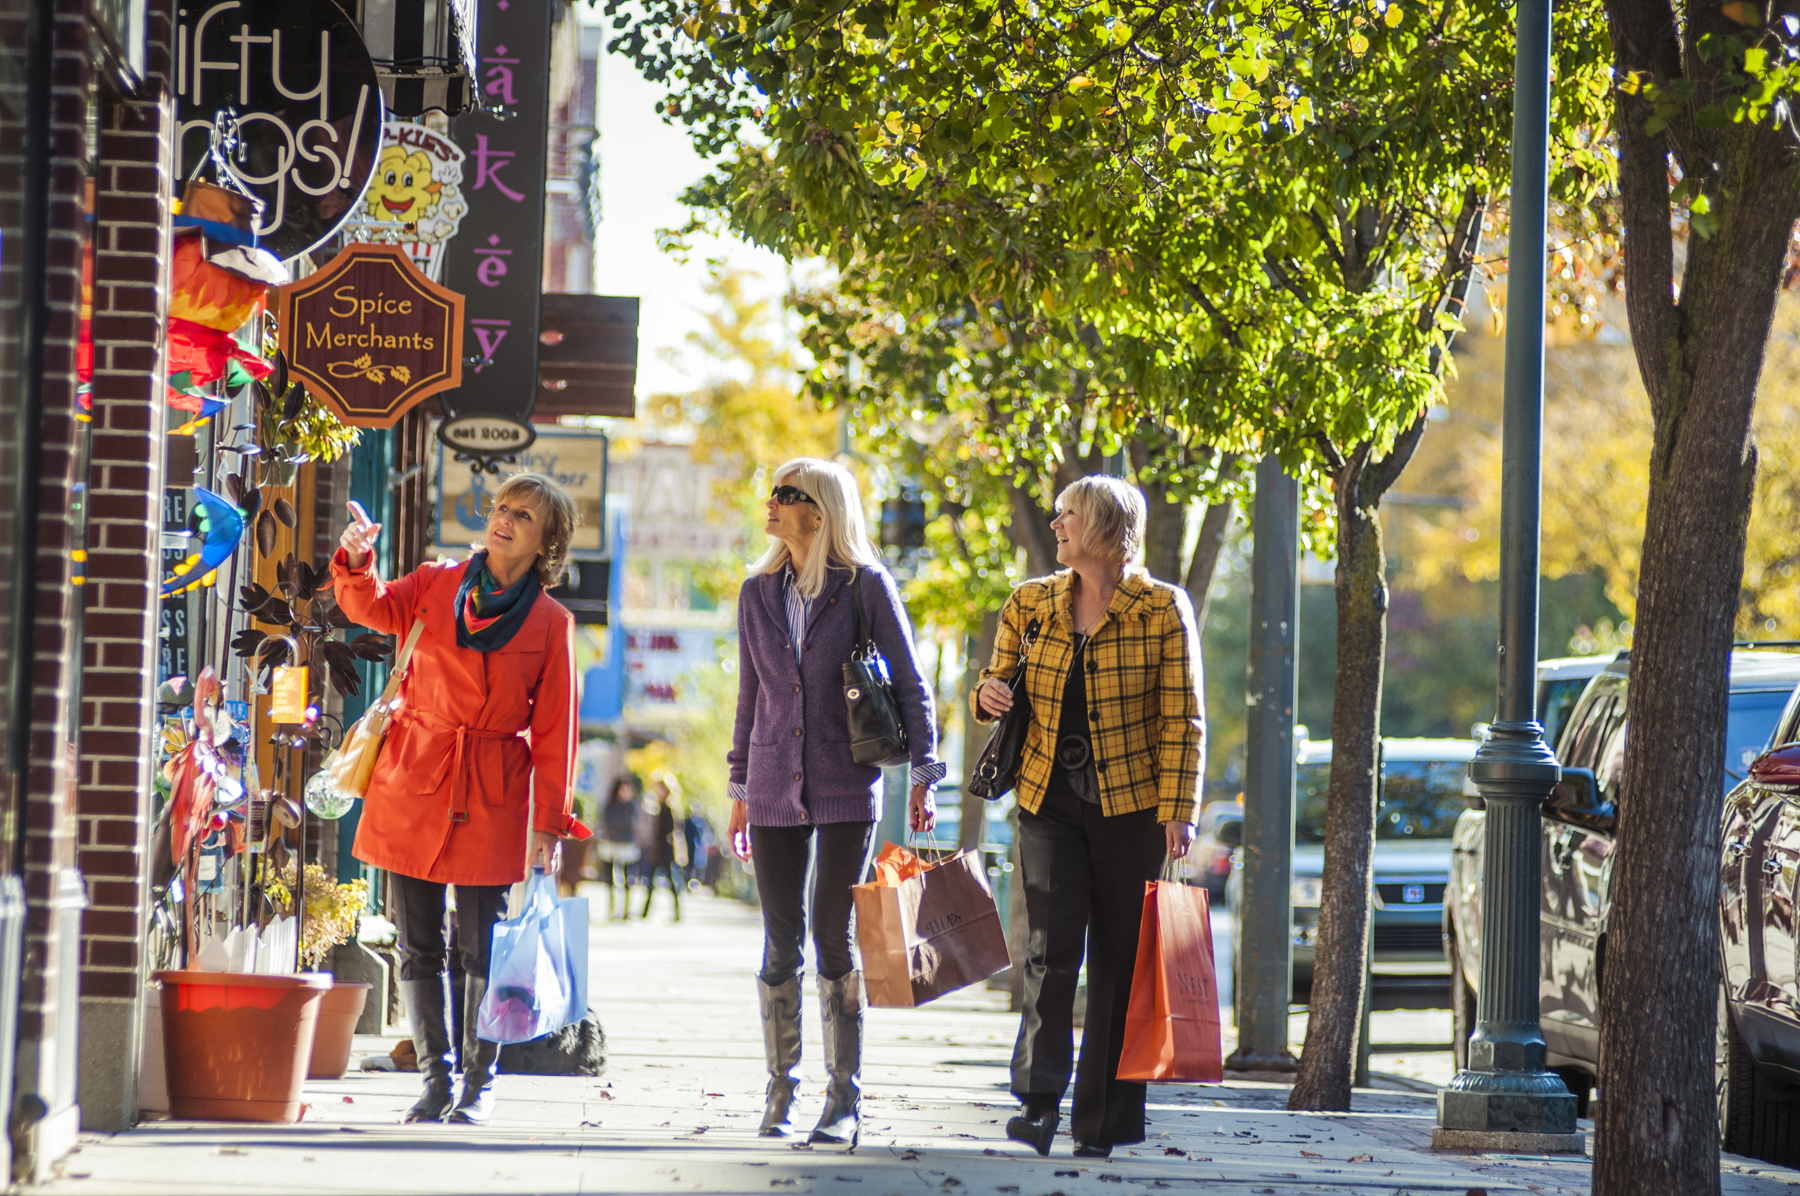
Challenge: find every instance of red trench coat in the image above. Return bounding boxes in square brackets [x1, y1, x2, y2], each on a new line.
[331, 549, 591, 886]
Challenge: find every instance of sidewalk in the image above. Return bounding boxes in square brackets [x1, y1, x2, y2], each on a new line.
[34, 890, 1800, 1195]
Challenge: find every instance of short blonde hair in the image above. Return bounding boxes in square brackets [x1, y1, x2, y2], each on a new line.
[491, 472, 579, 588]
[1056, 475, 1147, 566]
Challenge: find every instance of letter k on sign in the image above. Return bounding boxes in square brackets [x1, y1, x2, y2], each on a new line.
[472, 135, 524, 202]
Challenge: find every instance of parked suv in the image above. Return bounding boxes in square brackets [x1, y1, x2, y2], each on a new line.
[1446, 649, 1800, 1111]
[1718, 672, 1800, 1164]
[1229, 737, 1480, 998]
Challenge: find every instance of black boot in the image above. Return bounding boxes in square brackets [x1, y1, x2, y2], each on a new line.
[756, 975, 803, 1136]
[401, 976, 455, 1124]
[1006, 1095, 1060, 1156]
[809, 972, 863, 1146]
[448, 974, 498, 1125]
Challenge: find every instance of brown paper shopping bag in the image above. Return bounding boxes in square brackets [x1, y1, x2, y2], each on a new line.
[1116, 879, 1224, 1082]
[853, 844, 1011, 1008]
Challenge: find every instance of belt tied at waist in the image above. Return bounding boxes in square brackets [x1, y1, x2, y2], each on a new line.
[397, 709, 526, 821]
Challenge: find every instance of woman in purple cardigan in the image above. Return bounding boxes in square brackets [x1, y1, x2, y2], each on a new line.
[727, 457, 944, 1148]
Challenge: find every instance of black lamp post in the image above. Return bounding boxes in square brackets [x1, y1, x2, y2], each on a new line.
[1433, 0, 1580, 1151]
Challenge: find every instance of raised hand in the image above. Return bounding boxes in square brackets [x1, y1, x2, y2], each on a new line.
[340, 500, 383, 569]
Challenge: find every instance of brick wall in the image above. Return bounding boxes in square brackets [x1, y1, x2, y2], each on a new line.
[10, 1, 100, 1168]
[73, 0, 175, 1134]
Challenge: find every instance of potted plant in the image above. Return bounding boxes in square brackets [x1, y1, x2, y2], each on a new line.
[268, 863, 373, 1079]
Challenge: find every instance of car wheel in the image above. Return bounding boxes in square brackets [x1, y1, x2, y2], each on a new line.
[1719, 986, 1800, 1165]
[1449, 934, 1476, 1072]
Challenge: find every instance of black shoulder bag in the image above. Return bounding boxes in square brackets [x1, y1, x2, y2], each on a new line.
[967, 616, 1043, 801]
[843, 570, 911, 767]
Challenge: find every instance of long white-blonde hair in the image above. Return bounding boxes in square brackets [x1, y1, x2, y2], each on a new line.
[749, 457, 881, 598]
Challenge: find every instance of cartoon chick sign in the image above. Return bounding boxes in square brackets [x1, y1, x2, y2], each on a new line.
[356, 121, 468, 282]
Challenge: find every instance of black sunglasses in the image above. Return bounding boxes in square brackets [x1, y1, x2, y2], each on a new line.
[770, 484, 817, 507]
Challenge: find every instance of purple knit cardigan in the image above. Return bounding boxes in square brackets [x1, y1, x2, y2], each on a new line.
[727, 565, 941, 827]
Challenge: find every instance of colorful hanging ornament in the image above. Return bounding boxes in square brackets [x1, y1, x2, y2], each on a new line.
[165, 181, 289, 396]
[160, 487, 247, 598]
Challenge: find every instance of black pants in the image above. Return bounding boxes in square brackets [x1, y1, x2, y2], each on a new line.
[1012, 785, 1165, 1147]
[751, 821, 875, 985]
[391, 873, 511, 982]
[642, 861, 682, 917]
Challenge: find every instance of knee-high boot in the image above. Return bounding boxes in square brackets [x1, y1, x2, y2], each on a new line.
[449, 973, 498, 1124]
[401, 976, 455, 1123]
[757, 975, 803, 1136]
[809, 972, 863, 1146]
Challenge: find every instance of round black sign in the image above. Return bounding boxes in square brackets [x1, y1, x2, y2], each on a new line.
[176, 0, 384, 261]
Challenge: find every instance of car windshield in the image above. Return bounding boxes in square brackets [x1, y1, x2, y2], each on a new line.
[1294, 759, 1469, 844]
[1724, 689, 1791, 790]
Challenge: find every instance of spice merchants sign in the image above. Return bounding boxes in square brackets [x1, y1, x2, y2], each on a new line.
[276, 243, 464, 428]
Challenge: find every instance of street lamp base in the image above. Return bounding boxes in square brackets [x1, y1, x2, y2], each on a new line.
[1222, 1048, 1297, 1073]
[1431, 1127, 1585, 1154]
[1437, 1081, 1578, 1136]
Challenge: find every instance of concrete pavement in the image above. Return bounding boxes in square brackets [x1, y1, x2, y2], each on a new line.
[33, 889, 1800, 1195]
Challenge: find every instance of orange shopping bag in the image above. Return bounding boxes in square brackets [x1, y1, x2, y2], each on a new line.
[1116, 879, 1224, 1082]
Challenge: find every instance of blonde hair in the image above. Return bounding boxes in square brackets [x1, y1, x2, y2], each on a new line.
[1056, 475, 1147, 567]
[749, 457, 881, 598]
[488, 472, 579, 588]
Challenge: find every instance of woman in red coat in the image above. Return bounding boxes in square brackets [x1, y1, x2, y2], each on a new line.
[333, 472, 591, 1126]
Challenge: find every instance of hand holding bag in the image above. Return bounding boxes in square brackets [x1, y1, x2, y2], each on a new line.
[967, 616, 1042, 800]
[477, 870, 591, 1044]
[843, 570, 910, 767]
[326, 620, 425, 798]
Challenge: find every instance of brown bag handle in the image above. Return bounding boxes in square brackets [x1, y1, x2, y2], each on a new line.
[375, 620, 426, 707]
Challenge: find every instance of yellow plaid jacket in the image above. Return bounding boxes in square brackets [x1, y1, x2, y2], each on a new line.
[971, 570, 1205, 824]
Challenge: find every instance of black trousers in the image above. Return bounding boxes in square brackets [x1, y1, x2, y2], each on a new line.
[642, 861, 682, 916]
[391, 873, 511, 983]
[751, 821, 875, 985]
[1012, 785, 1166, 1147]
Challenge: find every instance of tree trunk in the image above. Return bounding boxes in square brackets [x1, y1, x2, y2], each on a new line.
[1007, 482, 1059, 577]
[1592, 2, 1800, 1185]
[1140, 484, 1188, 585]
[1185, 497, 1235, 629]
[1288, 468, 1386, 1111]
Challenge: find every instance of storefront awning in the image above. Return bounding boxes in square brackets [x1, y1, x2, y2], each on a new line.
[534, 294, 640, 421]
[352, 0, 478, 117]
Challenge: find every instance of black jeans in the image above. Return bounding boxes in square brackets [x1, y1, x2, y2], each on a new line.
[1012, 784, 1166, 1147]
[391, 873, 511, 983]
[642, 861, 682, 917]
[751, 821, 875, 985]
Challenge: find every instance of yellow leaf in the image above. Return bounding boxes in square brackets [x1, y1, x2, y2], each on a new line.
[1350, 32, 1370, 55]
[1384, 3, 1403, 26]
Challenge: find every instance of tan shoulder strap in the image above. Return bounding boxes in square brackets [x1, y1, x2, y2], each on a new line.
[375, 620, 426, 706]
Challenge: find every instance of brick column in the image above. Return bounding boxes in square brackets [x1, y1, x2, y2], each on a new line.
[74, 0, 175, 1134]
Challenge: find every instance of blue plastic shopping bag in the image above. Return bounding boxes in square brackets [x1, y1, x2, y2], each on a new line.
[476, 870, 590, 1044]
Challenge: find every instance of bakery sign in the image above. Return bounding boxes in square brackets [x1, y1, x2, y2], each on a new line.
[276, 243, 464, 428]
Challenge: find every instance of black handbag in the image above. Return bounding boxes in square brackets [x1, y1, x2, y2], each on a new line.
[843, 570, 911, 767]
[967, 616, 1043, 801]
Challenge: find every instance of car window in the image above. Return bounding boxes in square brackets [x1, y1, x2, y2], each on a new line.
[1293, 759, 1468, 842]
[1540, 678, 1591, 758]
[1561, 692, 1617, 767]
[1378, 762, 1469, 839]
[1724, 689, 1791, 790]
[1595, 717, 1627, 802]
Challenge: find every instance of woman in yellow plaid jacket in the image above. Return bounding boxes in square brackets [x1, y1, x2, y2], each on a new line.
[973, 475, 1204, 1159]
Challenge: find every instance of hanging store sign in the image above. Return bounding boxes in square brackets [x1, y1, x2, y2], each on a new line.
[433, 424, 607, 555]
[437, 413, 537, 462]
[437, 0, 554, 422]
[176, 0, 384, 261]
[276, 243, 464, 427]
[349, 120, 469, 282]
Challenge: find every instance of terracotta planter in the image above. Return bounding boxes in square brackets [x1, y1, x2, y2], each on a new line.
[156, 970, 331, 1122]
[306, 980, 372, 1079]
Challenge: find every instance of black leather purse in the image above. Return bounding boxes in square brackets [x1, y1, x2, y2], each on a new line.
[843, 570, 911, 767]
[967, 616, 1043, 800]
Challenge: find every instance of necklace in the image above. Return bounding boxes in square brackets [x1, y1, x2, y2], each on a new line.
[1072, 573, 1119, 636]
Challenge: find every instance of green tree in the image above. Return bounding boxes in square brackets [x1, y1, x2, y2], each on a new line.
[607, 0, 1614, 1107]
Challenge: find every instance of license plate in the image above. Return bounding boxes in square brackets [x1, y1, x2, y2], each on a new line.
[1402, 884, 1425, 904]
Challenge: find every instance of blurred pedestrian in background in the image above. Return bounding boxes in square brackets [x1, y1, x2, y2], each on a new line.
[974, 475, 1202, 1160]
[641, 772, 687, 920]
[596, 775, 641, 920]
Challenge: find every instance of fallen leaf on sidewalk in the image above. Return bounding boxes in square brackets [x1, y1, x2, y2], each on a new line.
[580, 1121, 603, 1128]
[1054, 1171, 1078, 1178]
[1347, 1154, 1373, 1163]
[340, 1096, 354, 1104]
[598, 1091, 615, 1100]
[982, 1149, 998, 1156]
[216, 1148, 247, 1156]
[703, 1092, 725, 1098]
[770, 1180, 795, 1187]
[1300, 1150, 1321, 1157]
[1164, 1147, 1186, 1157]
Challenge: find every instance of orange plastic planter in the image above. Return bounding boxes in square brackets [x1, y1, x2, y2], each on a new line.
[305, 981, 372, 1080]
[155, 970, 332, 1122]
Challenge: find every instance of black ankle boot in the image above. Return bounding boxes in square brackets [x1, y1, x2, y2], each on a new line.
[448, 975, 497, 1125]
[1005, 1097, 1060, 1156]
[401, 977, 455, 1124]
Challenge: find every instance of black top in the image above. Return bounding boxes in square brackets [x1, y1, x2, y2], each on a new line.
[1045, 634, 1100, 805]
